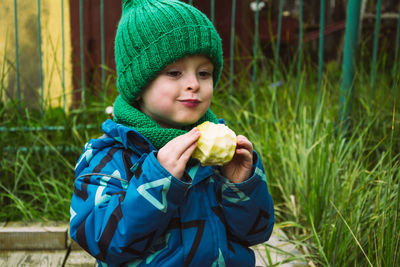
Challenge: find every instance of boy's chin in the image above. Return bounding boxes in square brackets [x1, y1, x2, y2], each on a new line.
[158, 113, 207, 129]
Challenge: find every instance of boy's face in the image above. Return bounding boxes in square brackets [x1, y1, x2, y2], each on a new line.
[140, 55, 214, 128]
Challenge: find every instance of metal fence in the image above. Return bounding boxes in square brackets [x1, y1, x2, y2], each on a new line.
[2, 0, 400, 127]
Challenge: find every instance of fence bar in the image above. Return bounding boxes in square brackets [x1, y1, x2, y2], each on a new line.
[391, 8, 400, 93]
[0, 124, 98, 133]
[210, 0, 215, 24]
[251, 0, 260, 110]
[229, 0, 237, 97]
[100, 0, 106, 104]
[273, 0, 284, 83]
[339, 0, 362, 128]
[13, 0, 21, 113]
[370, 0, 382, 100]
[318, 0, 325, 93]
[37, 0, 44, 117]
[296, 0, 303, 95]
[3, 145, 77, 154]
[61, 0, 66, 112]
[79, 0, 86, 109]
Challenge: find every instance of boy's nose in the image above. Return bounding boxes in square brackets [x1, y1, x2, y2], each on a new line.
[185, 73, 200, 92]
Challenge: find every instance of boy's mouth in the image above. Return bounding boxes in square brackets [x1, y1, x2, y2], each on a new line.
[179, 99, 201, 107]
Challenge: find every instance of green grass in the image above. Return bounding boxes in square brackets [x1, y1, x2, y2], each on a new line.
[212, 57, 400, 266]
[1, 51, 399, 265]
[0, 105, 102, 221]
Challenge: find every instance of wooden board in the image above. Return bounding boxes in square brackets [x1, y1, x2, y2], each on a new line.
[0, 222, 68, 250]
[64, 250, 97, 267]
[0, 250, 66, 267]
[0, 222, 307, 266]
[251, 229, 308, 267]
[69, 239, 85, 251]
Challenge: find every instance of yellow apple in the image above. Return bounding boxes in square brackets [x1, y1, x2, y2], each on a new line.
[192, 121, 237, 166]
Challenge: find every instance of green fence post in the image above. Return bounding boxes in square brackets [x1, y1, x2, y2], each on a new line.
[273, 0, 284, 83]
[13, 0, 21, 113]
[61, 0, 66, 113]
[79, 0, 86, 111]
[37, 0, 44, 118]
[296, 0, 303, 95]
[339, 0, 362, 131]
[251, 0, 260, 111]
[370, 0, 382, 103]
[229, 0, 236, 97]
[100, 0, 106, 105]
[210, 0, 215, 24]
[318, 0, 325, 96]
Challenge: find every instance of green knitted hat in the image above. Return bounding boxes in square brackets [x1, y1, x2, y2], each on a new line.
[115, 0, 223, 105]
[113, 0, 223, 149]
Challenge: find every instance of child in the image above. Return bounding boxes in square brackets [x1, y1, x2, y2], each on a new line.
[69, 0, 274, 266]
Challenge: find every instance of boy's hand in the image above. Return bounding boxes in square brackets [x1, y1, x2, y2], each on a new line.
[221, 135, 253, 183]
[157, 128, 200, 179]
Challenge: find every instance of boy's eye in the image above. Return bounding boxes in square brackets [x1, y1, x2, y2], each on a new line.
[166, 71, 181, 77]
[199, 71, 212, 78]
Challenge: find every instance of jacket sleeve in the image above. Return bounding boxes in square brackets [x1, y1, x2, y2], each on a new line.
[214, 151, 274, 246]
[69, 147, 191, 264]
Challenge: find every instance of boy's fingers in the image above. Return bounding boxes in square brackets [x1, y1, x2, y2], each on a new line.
[180, 141, 198, 162]
[169, 128, 200, 158]
[234, 148, 253, 162]
[236, 135, 253, 151]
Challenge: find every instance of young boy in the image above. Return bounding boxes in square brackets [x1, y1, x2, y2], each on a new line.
[69, 0, 274, 266]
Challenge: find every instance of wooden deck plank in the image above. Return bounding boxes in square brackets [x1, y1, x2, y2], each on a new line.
[0, 222, 68, 250]
[70, 239, 85, 251]
[0, 222, 307, 266]
[0, 250, 66, 267]
[64, 250, 97, 267]
[251, 229, 308, 267]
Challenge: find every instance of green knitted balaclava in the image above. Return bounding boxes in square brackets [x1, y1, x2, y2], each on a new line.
[113, 0, 223, 149]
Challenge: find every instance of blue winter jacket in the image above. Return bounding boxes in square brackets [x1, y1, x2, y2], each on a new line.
[70, 119, 274, 266]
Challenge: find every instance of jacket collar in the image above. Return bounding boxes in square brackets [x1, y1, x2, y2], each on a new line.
[102, 119, 156, 155]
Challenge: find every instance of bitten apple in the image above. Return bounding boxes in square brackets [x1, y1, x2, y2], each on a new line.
[192, 121, 237, 166]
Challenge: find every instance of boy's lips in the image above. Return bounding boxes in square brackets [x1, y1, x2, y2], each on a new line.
[179, 99, 201, 107]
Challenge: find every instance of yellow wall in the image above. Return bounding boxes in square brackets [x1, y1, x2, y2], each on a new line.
[0, 0, 73, 110]
[42, 0, 73, 109]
